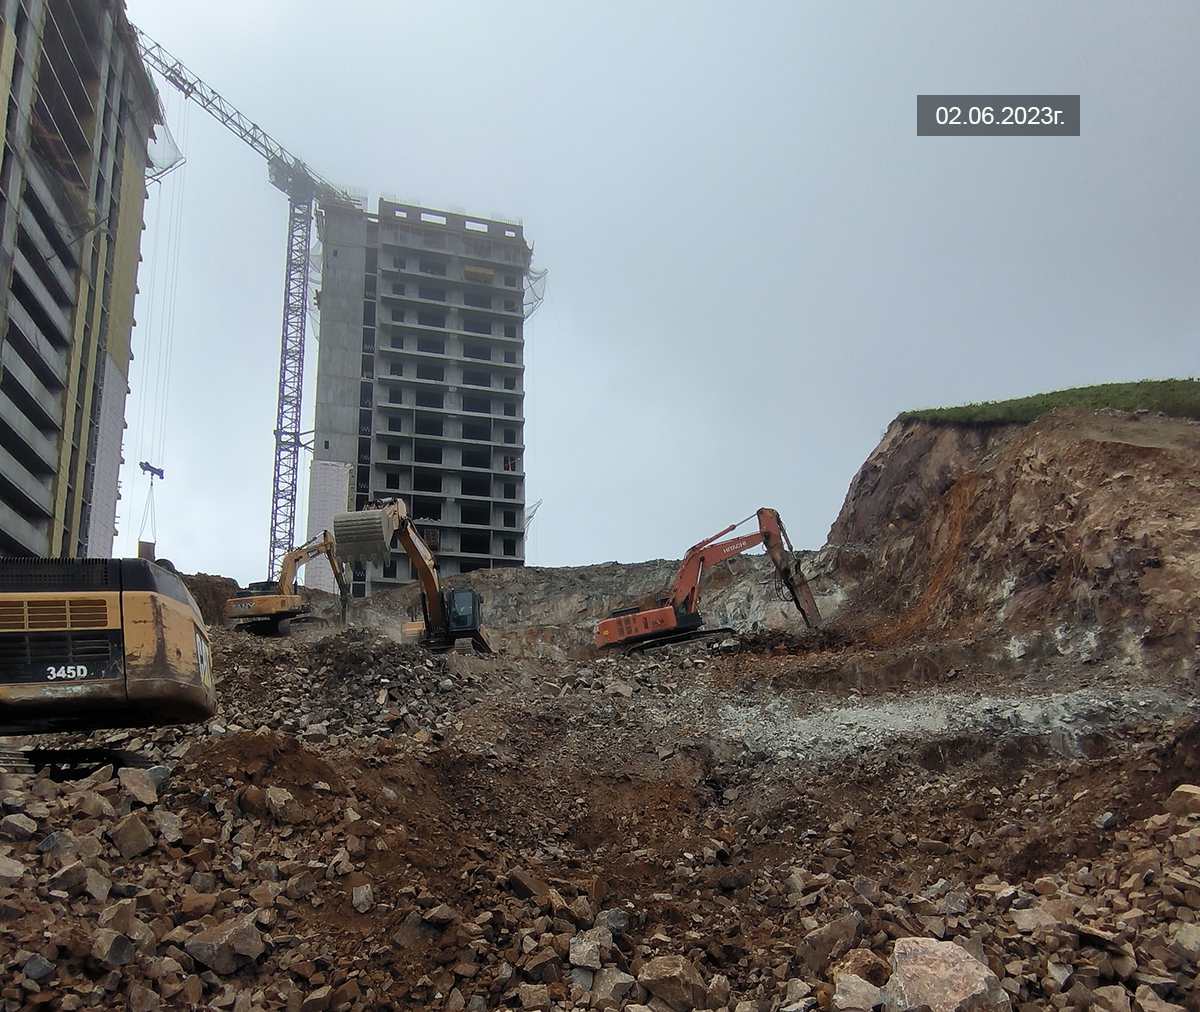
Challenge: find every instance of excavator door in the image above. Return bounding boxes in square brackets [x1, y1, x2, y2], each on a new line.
[445, 589, 482, 634]
[432, 588, 491, 655]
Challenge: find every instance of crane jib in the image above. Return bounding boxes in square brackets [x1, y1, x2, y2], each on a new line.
[132, 25, 352, 579]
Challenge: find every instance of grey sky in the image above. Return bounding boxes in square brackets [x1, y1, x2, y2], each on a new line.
[116, 1, 1198, 585]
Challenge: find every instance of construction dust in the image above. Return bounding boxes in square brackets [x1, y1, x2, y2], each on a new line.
[1, 408, 1199, 1011]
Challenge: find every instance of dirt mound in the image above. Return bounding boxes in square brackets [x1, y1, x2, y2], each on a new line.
[828, 409, 1200, 672]
[184, 728, 347, 794]
[181, 571, 239, 626]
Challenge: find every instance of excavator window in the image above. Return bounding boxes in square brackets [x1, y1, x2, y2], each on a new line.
[446, 589, 479, 632]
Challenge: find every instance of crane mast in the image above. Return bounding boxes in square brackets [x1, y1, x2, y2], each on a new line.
[132, 29, 347, 578]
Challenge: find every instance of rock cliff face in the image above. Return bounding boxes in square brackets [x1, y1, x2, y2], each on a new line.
[825, 418, 1021, 548]
[825, 410, 1200, 673]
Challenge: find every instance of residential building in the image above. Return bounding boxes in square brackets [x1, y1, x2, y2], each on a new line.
[0, 0, 158, 557]
[307, 199, 532, 597]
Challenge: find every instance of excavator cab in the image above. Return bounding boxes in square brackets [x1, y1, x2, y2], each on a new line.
[420, 587, 488, 653]
[445, 588, 485, 638]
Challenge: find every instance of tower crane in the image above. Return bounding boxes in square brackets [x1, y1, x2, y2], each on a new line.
[132, 28, 352, 577]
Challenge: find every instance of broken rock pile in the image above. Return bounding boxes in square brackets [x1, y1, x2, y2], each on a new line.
[209, 627, 491, 743]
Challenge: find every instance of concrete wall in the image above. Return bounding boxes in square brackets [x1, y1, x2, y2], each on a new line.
[313, 207, 367, 471]
[304, 460, 352, 593]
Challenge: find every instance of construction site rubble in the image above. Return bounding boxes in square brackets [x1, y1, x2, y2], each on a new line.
[6, 715, 1200, 1010]
[1, 408, 1199, 1010]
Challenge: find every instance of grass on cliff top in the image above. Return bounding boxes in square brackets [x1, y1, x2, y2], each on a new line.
[899, 378, 1200, 425]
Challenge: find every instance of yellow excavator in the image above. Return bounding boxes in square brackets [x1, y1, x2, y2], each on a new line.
[333, 498, 492, 654]
[0, 557, 216, 735]
[223, 530, 349, 634]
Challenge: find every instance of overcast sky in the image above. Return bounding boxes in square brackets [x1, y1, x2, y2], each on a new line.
[115, 1, 1197, 585]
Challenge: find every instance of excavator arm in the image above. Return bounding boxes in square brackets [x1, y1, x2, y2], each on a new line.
[668, 508, 817, 627]
[755, 508, 820, 628]
[670, 528, 770, 616]
[277, 530, 350, 622]
[394, 511, 447, 634]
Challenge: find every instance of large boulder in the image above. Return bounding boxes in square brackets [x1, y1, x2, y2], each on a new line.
[184, 916, 265, 975]
[798, 911, 864, 974]
[835, 973, 884, 1010]
[118, 768, 158, 805]
[884, 937, 1010, 1011]
[637, 954, 706, 1010]
[591, 968, 639, 1009]
[109, 813, 155, 860]
[1165, 785, 1200, 816]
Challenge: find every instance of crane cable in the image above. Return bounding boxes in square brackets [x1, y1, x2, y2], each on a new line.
[150, 94, 190, 464]
[137, 476, 158, 544]
[128, 91, 190, 547]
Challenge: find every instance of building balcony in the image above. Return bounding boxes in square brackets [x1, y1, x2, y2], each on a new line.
[0, 341, 64, 433]
[376, 285, 523, 319]
[376, 458, 526, 479]
[370, 487, 526, 511]
[376, 429, 525, 452]
[382, 319, 522, 345]
[375, 374, 526, 400]
[18, 206, 75, 301]
[372, 514, 524, 534]
[376, 398, 525, 424]
[6, 299, 68, 389]
[12, 250, 72, 346]
[377, 344, 523, 371]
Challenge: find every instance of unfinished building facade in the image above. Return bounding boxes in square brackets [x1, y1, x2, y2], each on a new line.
[307, 199, 532, 597]
[0, 0, 158, 557]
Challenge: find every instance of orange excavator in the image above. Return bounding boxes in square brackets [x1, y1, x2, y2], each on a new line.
[595, 507, 820, 650]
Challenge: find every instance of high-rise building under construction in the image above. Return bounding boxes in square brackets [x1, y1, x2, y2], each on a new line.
[0, 0, 159, 557]
[306, 199, 533, 597]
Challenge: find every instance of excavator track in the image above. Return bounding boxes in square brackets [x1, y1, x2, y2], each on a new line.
[624, 626, 735, 655]
[0, 747, 33, 775]
[0, 746, 153, 780]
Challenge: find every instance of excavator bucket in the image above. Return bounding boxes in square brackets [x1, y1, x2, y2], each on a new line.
[332, 508, 394, 563]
